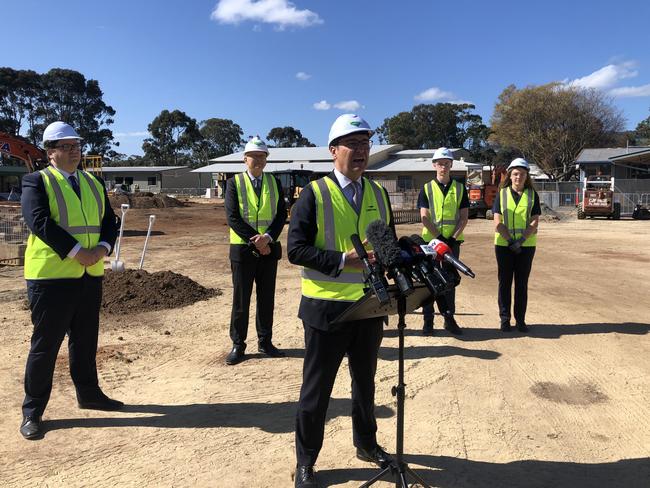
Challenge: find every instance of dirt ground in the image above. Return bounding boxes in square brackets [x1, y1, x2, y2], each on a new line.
[1, 201, 649, 488]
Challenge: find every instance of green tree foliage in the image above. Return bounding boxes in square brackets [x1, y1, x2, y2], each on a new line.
[266, 126, 315, 148]
[376, 103, 490, 159]
[193, 118, 244, 165]
[490, 83, 625, 180]
[0, 67, 116, 152]
[634, 109, 650, 145]
[142, 110, 201, 166]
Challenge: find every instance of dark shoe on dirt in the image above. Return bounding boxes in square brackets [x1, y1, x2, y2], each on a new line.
[226, 345, 245, 365]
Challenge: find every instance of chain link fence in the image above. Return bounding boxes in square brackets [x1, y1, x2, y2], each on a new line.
[0, 204, 28, 264]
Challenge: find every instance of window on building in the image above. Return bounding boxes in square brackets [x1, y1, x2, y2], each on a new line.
[125, 177, 134, 185]
[397, 175, 413, 191]
[148, 176, 157, 186]
[115, 177, 124, 184]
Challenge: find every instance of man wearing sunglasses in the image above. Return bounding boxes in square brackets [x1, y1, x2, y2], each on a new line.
[19, 121, 121, 440]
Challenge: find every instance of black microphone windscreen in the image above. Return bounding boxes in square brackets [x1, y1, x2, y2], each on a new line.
[409, 234, 427, 246]
[366, 220, 401, 268]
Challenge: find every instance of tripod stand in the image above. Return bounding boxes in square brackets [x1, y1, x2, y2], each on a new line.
[334, 284, 433, 488]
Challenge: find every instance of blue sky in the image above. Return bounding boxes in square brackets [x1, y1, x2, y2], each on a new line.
[5, 0, 650, 156]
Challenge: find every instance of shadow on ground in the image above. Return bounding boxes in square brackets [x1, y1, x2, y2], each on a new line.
[45, 398, 394, 435]
[318, 454, 650, 488]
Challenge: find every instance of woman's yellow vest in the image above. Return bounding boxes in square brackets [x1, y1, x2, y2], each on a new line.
[24, 167, 106, 279]
[229, 172, 279, 244]
[422, 179, 465, 241]
[301, 176, 390, 302]
[494, 187, 537, 247]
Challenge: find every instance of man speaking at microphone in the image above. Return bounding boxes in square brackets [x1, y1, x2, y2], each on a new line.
[287, 114, 394, 488]
[418, 147, 468, 336]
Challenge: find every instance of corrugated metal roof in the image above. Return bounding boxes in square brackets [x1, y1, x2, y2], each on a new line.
[208, 144, 400, 162]
[610, 147, 650, 162]
[366, 158, 480, 172]
[102, 166, 188, 173]
[193, 162, 335, 174]
[575, 147, 650, 163]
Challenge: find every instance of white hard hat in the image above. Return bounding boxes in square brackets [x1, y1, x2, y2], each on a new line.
[244, 136, 269, 155]
[507, 157, 530, 171]
[327, 114, 374, 146]
[432, 147, 454, 162]
[42, 121, 82, 145]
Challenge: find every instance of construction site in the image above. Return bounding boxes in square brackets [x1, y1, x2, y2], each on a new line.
[1, 182, 649, 486]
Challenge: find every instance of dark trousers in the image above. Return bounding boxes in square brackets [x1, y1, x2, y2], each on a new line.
[423, 241, 460, 322]
[229, 257, 278, 348]
[495, 245, 536, 325]
[23, 275, 103, 417]
[295, 318, 383, 466]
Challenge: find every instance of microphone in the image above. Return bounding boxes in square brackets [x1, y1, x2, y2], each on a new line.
[398, 235, 450, 296]
[366, 220, 414, 296]
[350, 234, 391, 305]
[428, 238, 476, 278]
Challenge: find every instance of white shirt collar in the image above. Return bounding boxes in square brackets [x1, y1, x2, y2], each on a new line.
[247, 171, 262, 182]
[333, 168, 361, 189]
[51, 166, 77, 179]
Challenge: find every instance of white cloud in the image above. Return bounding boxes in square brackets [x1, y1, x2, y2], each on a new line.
[114, 131, 148, 138]
[566, 61, 638, 89]
[296, 71, 311, 81]
[414, 87, 456, 102]
[609, 84, 650, 98]
[334, 100, 362, 111]
[313, 100, 331, 110]
[211, 0, 323, 29]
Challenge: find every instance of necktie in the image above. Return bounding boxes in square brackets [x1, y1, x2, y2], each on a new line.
[253, 178, 261, 197]
[69, 175, 81, 199]
[347, 181, 361, 212]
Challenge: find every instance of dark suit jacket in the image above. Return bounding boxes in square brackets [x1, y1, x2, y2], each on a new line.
[225, 173, 287, 262]
[287, 172, 394, 331]
[21, 169, 118, 261]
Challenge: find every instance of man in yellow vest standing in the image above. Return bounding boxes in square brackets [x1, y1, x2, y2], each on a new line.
[19, 121, 121, 440]
[419, 147, 469, 336]
[224, 137, 287, 365]
[288, 114, 394, 488]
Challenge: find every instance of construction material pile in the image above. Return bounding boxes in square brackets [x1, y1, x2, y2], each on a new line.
[539, 202, 562, 222]
[109, 192, 185, 209]
[102, 269, 220, 315]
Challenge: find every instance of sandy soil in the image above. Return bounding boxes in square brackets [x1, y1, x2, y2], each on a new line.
[1, 201, 649, 488]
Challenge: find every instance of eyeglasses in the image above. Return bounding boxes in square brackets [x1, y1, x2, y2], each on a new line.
[338, 139, 373, 151]
[54, 143, 82, 152]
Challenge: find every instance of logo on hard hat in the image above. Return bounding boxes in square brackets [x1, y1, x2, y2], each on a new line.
[253, 140, 263, 145]
[350, 121, 361, 127]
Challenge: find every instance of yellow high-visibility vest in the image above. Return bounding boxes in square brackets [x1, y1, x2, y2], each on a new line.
[229, 172, 280, 245]
[301, 176, 390, 302]
[494, 187, 537, 247]
[422, 179, 465, 241]
[24, 167, 105, 279]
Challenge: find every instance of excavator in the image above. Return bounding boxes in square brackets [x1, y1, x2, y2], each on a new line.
[0, 131, 102, 200]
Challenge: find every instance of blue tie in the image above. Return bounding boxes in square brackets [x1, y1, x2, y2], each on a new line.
[68, 175, 81, 199]
[346, 181, 361, 212]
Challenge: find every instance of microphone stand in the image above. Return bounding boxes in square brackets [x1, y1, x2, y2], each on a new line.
[359, 292, 431, 488]
[333, 283, 433, 488]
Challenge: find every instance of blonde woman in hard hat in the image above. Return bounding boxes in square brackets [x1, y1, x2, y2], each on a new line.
[493, 158, 541, 332]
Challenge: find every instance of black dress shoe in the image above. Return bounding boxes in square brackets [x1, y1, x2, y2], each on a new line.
[500, 321, 512, 332]
[444, 317, 463, 335]
[356, 445, 393, 468]
[225, 345, 245, 365]
[516, 322, 529, 332]
[20, 416, 43, 440]
[258, 342, 286, 358]
[78, 391, 124, 411]
[295, 465, 319, 488]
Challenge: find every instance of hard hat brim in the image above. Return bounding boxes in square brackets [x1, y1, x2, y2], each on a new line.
[328, 128, 374, 147]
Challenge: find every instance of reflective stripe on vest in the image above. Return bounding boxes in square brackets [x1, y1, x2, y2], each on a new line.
[494, 187, 537, 247]
[301, 176, 390, 302]
[422, 179, 464, 241]
[24, 167, 105, 279]
[229, 172, 279, 244]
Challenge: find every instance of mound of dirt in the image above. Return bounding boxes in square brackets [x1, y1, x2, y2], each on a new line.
[109, 192, 185, 209]
[102, 269, 221, 315]
[540, 202, 562, 222]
